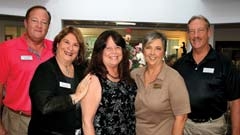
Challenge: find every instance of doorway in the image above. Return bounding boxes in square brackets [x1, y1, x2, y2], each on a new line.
[0, 14, 25, 42]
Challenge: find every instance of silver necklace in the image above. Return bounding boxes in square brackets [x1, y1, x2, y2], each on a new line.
[65, 65, 72, 75]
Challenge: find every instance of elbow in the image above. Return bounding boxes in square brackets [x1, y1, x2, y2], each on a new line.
[175, 114, 188, 123]
[183, 114, 188, 121]
[36, 102, 56, 115]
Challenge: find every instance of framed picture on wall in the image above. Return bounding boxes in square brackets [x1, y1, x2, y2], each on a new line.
[5, 35, 13, 41]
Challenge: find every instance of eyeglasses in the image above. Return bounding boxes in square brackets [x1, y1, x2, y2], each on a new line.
[188, 28, 208, 35]
[30, 18, 49, 26]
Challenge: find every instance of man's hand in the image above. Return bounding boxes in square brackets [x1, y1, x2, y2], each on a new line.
[0, 122, 7, 135]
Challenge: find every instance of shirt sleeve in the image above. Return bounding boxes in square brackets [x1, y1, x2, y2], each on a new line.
[169, 73, 191, 115]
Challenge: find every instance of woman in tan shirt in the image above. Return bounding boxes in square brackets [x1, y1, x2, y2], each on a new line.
[131, 31, 191, 135]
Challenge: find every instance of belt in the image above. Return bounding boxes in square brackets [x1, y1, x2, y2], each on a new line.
[189, 113, 223, 123]
[7, 107, 31, 117]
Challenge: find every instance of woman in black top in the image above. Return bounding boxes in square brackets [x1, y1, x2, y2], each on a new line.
[28, 26, 91, 135]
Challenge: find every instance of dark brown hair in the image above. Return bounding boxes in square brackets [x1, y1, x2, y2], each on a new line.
[25, 5, 51, 24]
[86, 30, 134, 83]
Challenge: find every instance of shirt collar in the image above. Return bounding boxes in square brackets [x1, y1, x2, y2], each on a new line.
[135, 63, 168, 81]
[186, 45, 217, 63]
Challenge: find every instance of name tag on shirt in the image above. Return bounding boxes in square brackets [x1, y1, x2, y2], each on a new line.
[59, 81, 71, 89]
[203, 67, 214, 73]
[153, 83, 161, 89]
[20, 55, 33, 60]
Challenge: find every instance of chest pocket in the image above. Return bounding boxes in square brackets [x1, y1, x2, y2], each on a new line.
[201, 66, 225, 91]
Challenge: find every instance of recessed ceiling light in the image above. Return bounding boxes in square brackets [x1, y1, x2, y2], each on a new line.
[115, 22, 136, 26]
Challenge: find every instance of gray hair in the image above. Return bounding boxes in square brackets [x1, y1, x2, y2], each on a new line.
[142, 31, 167, 52]
[187, 15, 210, 30]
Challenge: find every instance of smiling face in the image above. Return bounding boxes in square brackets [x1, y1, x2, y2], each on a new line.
[24, 8, 50, 43]
[188, 19, 211, 50]
[143, 39, 165, 67]
[56, 33, 80, 64]
[103, 36, 123, 69]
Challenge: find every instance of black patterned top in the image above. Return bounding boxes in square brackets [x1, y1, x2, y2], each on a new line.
[94, 75, 137, 135]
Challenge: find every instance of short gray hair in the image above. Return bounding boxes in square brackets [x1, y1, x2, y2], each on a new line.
[187, 15, 210, 30]
[142, 31, 167, 52]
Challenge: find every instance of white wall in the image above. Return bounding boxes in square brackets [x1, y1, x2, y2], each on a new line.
[1, 0, 240, 39]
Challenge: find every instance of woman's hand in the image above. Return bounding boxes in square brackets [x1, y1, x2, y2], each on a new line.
[71, 74, 92, 104]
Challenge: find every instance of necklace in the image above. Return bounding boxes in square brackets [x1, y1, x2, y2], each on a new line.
[56, 57, 72, 76]
[107, 73, 119, 79]
[65, 66, 70, 75]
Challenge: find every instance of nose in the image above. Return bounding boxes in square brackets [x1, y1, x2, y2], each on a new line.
[36, 21, 42, 27]
[150, 48, 155, 55]
[36, 20, 47, 28]
[112, 47, 118, 53]
[68, 44, 73, 51]
[193, 31, 199, 37]
[190, 29, 204, 37]
[109, 47, 117, 53]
